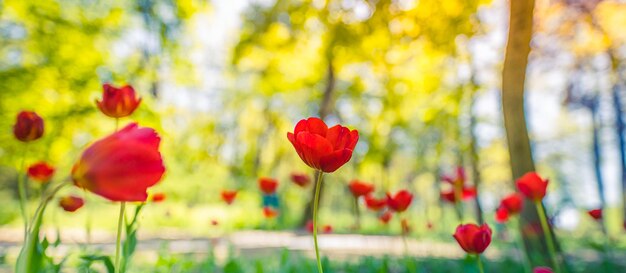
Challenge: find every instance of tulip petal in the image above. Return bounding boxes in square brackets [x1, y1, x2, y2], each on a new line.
[347, 129, 359, 150]
[296, 132, 333, 170]
[73, 124, 165, 202]
[304, 117, 328, 136]
[319, 148, 353, 173]
[84, 141, 164, 201]
[326, 125, 352, 150]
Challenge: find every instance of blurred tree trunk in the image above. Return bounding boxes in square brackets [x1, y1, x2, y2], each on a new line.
[614, 88, 626, 227]
[300, 60, 336, 226]
[589, 101, 606, 208]
[588, 11, 626, 231]
[468, 91, 484, 224]
[501, 0, 557, 267]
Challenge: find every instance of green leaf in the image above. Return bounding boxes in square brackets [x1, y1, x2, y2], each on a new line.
[224, 259, 244, 273]
[15, 205, 47, 273]
[80, 255, 115, 273]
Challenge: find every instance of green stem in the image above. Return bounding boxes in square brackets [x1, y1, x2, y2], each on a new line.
[27, 181, 68, 232]
[353, 196, 360, 230]
[600, 221, 613, 273]
[312, 171, 324, 273]
[402, 229, 408, 256]
[513, 218, 533, 273]
[114, 202, 126, 273]
[535, 201, 562, 273]
[17, 145, 29, 239]
[476, 254, 485, 273]
[453, 184, 463, 222]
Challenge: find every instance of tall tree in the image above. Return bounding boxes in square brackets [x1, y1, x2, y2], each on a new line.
[501, 0, 558, 267]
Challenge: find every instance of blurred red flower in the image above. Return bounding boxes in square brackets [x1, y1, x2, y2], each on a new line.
[305, 220, 333, 233]
[27, 162, 55, 183]
[495, 206, 510, 223]
[501, 193, 524, 214]
[364, 194, 387, 211]
[263, 207, 279, 218]
[221, 190, 238, 205]
[587, 209, 602, 221]
[440, 187, 476, 203]
[379, 211, 393, 224]
[322, 225, 333, 233]
[441, 166, 466, 187]
[96, 83, 142, 118]
[533, 267, 553, 273]
[387, 190, 413, 212]
[59, 195, 84, 212]
[287, 117, 358, 173]
[259, 177, 278, 195]
[495, 193, 524, 223]
[306, 220, 314, 233]
[516, 172, 549, 201]
[72, 123, 165, 202]
[348, 180, 374, 198]
[453, 223, 492, 254]
[290, 173, 310, 187]
[151, 192, 166, 203]
[13, 111, 44, 142]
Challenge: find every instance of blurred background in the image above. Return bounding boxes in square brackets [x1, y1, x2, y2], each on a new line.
[1, 0, 626, 269]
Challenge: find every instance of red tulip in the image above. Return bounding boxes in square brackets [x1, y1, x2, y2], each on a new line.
[453, 223, 492, 254]
[13, 111, 44, 142]
[322, 225, 333, 233]
[151, 192, 166, 203]
[496, 193, 524, 223]
[516, 172, 549, 201]
[387, 190, 413, 212]
[27, 162, 55, 183]
[440, 187, 476, 203]
[495, 206, 510, 223]
[500, 193, 524, 214]
[533, 267, 553, 273]
[59, 196, 84, 212]
[441, 166, 466, 186]
[290, 173, 310, 187]
[587, 209, 602, 221]
[221, 190, 238, 205]
[364, 194, 387, 211]
[96, 83, 142, 118]
[259, 177, 278, 195]
[379, 211, 393, 224]
[305, 220, 332, 233]
[306, 220, 315, 233]
[263, 207, 279, 218]
[71, 123, 165, 202]
[287, 117, 358, 173]
[348, 180, 374, 197]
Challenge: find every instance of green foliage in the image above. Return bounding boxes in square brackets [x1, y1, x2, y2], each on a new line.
[15, 205, 46, 273]
[120, 204, 145, 273]
[78, 255, 115, 273]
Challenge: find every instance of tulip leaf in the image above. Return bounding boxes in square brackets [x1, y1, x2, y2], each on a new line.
[79, 255, 115, 273]
[15, 205, 47, 273]
[224, 259, 244, 273]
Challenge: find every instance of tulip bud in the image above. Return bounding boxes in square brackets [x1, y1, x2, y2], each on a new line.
[13, 111, 44, 142]
[96, 83, 142, 118]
